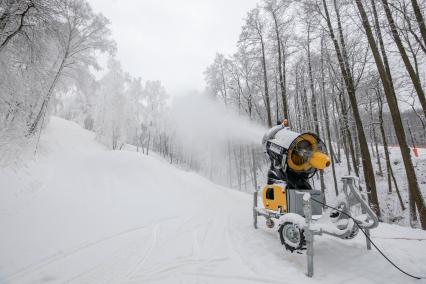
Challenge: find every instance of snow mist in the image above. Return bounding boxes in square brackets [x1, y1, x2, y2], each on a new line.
[168, 92, 267, 185]
[170, 92, 266, 151]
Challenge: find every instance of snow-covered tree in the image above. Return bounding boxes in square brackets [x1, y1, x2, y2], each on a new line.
[93, 59, 129, 149]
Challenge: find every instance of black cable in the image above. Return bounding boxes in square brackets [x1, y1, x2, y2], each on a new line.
[310, 197, 425, 280]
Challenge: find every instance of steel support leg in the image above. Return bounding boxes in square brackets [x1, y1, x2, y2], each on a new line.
[306, 230, 314, 277]
[303, 194, 314, 277]
[365, 228, 371, 250]
[253, 191, 258, 229]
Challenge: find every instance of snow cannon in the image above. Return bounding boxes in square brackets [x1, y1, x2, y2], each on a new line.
[258, 124, 330, 223]
[262, 125, 330, 189]
[254, 122, 379, 277]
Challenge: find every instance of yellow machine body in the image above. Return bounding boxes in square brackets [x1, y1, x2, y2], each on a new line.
[262, 184, 287, 212]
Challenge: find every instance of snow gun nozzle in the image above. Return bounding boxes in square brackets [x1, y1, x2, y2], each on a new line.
[309, 151, 331, 170]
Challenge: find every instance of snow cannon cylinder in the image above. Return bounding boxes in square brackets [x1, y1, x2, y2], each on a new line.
[262, 126, 329, 174]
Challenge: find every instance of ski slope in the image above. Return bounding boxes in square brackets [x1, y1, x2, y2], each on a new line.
[1, 117, 426, 284]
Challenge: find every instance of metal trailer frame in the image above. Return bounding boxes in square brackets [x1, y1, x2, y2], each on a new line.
[253, 176, 379, 277]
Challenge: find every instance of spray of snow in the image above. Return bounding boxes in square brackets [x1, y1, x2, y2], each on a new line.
[166, 91, 267, 184]
[169, 91, 266, 151]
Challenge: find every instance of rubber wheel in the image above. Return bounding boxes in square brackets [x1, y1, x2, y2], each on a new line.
[278, 222, 306, 253]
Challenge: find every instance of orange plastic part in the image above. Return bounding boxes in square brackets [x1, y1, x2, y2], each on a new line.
[413, 147, 419, 157]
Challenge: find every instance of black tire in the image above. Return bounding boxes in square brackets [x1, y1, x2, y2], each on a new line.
[278, 222, 306, 253]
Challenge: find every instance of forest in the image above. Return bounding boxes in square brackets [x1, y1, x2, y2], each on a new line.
[1, 0, 426, 230]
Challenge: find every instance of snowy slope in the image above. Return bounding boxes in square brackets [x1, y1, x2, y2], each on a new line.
[1, 117, 426, 284]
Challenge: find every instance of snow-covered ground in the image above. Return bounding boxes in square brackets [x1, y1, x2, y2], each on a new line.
[1, 117, 426, 284]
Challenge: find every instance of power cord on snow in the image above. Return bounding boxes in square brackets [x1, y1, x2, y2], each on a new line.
[310, 198, 426, 280]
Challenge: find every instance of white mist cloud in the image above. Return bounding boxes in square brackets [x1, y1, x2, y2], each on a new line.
[169, 92, 267, 156]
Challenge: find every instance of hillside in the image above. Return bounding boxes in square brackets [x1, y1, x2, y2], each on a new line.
[1, 117, 425, 284]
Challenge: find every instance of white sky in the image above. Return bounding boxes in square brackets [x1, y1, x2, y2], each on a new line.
[88, 0, 259, 96]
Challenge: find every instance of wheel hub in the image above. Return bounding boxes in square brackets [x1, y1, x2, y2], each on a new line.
[284, 224, 300, 245]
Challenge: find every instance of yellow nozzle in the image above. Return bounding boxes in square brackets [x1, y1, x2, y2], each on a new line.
[309, 151, 331, 170]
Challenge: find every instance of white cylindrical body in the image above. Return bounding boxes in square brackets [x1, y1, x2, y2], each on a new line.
[262, 125, 300, 149]
[272, 129, 301, 149]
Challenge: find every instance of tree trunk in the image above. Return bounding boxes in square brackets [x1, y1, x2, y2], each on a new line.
[271, 12, 288, 120]
[251, 147, 258, 190]
[274, 76, 279, 122]
[321, 38, 338, 196]
[28, 22, 73, 136]
[339, 91, 359, 176]
[260, 38, 272, 127]
[281, 41, 289, 120]
[378, 93, 405, 211]
[410, 0, 426, 51]
[228, 141, 233, 186]
[332, 97, 342, 162]
[307, 24, 325, 195]
[28, 56, 66, 135]
[146, 132, 151, 156]
[369, 96, 383, 176]
[334, 95, 351, 174]
[295, 67, 303, 131]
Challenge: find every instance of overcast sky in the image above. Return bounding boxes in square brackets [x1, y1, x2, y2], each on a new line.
[88, 0, 259, 96]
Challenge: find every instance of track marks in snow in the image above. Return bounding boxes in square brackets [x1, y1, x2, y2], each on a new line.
[183, 272, 284, 283]
[4, 218, 176, 284]
[124, 224, 160, 280]
[66, 226, 160, 284]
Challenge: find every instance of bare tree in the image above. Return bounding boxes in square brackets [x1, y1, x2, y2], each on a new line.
[264, 0, 291, 120]
[375, 88, 405, 211]
[240, 7, 273, 127]
[380, 0, 426, 119]
[410, 0, 426, 50]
